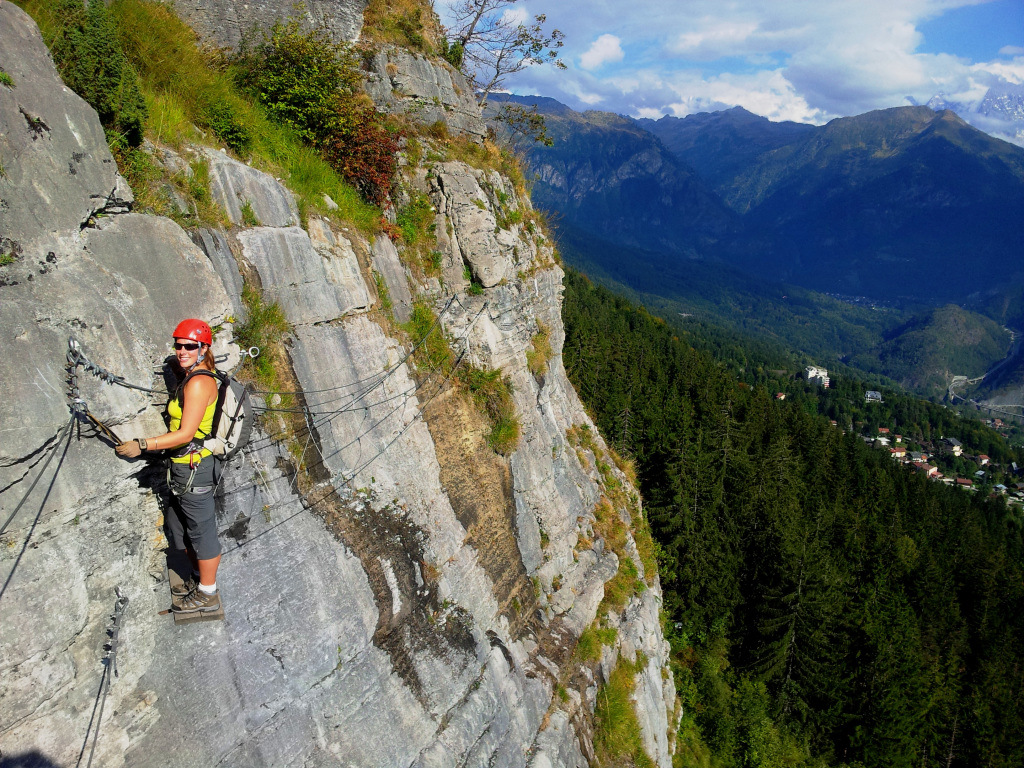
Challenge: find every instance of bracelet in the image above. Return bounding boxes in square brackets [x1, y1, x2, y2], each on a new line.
[137, 438, 148, 451]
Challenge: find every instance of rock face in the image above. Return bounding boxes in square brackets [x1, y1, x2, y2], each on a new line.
[170, 0, 367, 50]
[0, 5, 676, 767]
[364, 46, 487, 140]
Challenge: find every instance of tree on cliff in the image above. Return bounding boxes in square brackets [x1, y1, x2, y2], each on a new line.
[442, 0, 565, 104]
[50, 0, 147, 147]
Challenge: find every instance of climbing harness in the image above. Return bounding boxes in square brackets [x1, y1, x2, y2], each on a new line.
[77, 587, 129, 768]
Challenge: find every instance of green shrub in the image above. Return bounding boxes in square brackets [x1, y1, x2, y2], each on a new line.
[236, 18, 399, 205]
[204, 100, 251, 154]
[0, 68, 14, 88]
[50, 0, 146, 146]
[236, 19, 360, 146]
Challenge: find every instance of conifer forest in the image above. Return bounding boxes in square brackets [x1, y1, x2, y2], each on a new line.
[562, 271, 1024, 768]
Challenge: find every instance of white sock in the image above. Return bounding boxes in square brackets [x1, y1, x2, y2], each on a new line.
[198, 581, 217, 594]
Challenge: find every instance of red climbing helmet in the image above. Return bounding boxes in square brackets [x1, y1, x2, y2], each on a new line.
[172, 318, 213, 346]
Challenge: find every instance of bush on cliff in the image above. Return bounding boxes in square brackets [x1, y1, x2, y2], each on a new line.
[49, 0, 146, 147]
[236, 19, 399, 206]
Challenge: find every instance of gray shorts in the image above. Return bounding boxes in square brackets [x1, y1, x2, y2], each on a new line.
[165, 459, 222, 560]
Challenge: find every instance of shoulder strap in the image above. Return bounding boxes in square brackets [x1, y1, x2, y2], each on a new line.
[175, 368, 223, 439]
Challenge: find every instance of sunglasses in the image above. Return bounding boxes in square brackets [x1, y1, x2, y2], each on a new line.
[173, 342, 201, 351]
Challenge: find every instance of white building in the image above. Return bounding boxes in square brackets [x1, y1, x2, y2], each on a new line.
[806, 365, 830, 387]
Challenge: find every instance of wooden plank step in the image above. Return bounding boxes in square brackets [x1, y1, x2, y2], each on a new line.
[173, 604, 224, 624]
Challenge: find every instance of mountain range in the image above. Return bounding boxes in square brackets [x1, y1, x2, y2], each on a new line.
[490, 95, 1024, 399]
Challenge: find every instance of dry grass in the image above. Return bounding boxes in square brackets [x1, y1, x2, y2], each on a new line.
[362, 0, 443, 52]
[526, 321, 552, 378]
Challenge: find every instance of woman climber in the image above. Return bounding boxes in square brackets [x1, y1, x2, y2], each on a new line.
[115, 319, 223, 614]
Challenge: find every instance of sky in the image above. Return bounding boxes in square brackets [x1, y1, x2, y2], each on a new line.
[436, 0, 1024, 125]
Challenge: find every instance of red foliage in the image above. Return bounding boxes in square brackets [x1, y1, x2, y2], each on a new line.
[379, 219, 402, 242]
[322, 108, 401, 208]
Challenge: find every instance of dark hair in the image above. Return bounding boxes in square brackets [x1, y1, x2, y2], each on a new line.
[196, 343, 217, 372]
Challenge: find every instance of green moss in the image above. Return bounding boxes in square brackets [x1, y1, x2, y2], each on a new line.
[0, 69, 15, 88]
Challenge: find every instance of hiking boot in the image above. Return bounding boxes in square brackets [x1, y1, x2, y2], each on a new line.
[171, 574, 197, 599]
[171, 587, 221, 614]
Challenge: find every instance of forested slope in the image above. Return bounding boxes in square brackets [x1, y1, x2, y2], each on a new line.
[562, 271, 1024, 768]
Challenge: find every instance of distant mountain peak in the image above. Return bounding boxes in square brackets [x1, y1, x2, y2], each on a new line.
[921, 79, 1024, 147]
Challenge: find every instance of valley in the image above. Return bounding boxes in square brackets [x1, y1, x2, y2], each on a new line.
[491, 94, 1024, 408]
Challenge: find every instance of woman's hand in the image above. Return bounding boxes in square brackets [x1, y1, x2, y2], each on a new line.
[116, 440, 142, 458]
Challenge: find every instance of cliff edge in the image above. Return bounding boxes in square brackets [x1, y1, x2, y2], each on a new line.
[0, 3, 676, 766]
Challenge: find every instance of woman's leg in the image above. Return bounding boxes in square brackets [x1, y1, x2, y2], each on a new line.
[170, 461, 222, 612]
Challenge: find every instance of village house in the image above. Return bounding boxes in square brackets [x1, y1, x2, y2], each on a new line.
[942, 437, 963, 456]
[909, 451, 928, 463]
[890, 446, 907, 460]
[977, 454, 990, 466]
[865, 390, 883, 403]
[956, 477, 974, 489]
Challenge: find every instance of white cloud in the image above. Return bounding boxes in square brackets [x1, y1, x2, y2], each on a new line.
[442, 0, 1022, 126]
[983, 58, 1024, 84]
[669, 18, 760, 59]
[580, 34, 625, 70]
[500, 6, 529, 26]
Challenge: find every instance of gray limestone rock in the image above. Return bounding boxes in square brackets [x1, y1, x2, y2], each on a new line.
[306, 218, 371, 314]
[370, 235, 414, 323]
[170, 0, 367, 51]
[1, 9, 676, 767]
[364, 46, 487, 140]
[431, 163, 512, 287]
[237, 226, 367, 325]
[203, 147, 299, 228]
[0, 2, 125, 260]
[190, 227, 246, 319]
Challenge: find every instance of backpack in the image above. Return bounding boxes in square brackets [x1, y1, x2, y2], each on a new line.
[179, 368, 254, 460]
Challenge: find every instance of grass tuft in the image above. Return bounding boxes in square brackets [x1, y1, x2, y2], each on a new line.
[526, 320, 552, 378]
[461, 366, 521, 455]
[594, 654, 657, 768]
[234, 283, 290, 390]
